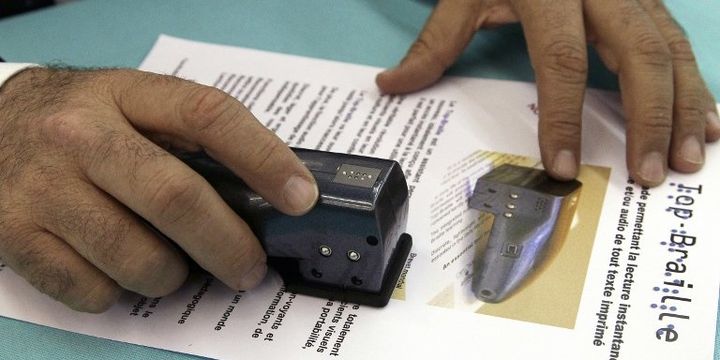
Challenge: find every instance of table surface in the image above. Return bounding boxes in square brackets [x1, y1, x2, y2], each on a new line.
[0, 1, 718, 359]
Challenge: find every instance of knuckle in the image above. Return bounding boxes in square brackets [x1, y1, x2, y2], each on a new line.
[224, 242, 262, 286]
[674, 92, 706, 124]
[88, 129, 167, 171]
[408, 35, 450, 73]
[245, 137, 283, 174]
[637, 105, 673, 134]
[116, 71, 182, 106]
[93, 130, 133, 157]
[73, 206, 127, 265]
[629, 32, 672, 68]
[539, 38, 588, 84]
[667, 36, 696, 63]
[199, 227, 261, 287]
[542, 115, 582, 142]
[146, 172, 206, 226]
[118, 245, 179, 295]
[409, 36, 433, 55]
[80, 71, 119, 107]
[74, 279, 121, 313]
[230, 242, 256, 273]
[181, 86, 236, 133]
[39, 110, 95, 150]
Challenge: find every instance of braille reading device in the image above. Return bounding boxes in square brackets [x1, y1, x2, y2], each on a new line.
[469, 164, 581, 303]
[180, 148, 412, 307]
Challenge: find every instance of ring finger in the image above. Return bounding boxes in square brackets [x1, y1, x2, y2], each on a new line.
[638, 0, 710, 172]
[585, 0, 674, 186]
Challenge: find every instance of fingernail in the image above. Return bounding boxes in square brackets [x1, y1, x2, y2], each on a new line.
[679, 136, 703, 165]
[283, 175, 318, 214]
[239, 261, 267, 289]
[707, 111, 720, 131]
[552, 150, 577, 180]
[639, 152, 666, 185]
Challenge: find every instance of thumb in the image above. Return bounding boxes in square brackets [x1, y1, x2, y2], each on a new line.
[376, 0, 483, 94]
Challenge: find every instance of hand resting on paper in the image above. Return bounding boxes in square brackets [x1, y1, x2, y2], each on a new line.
[376, 0, 720, 187]
[0, 68, 318, 312]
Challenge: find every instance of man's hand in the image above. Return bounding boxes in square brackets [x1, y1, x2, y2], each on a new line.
[376, 0, 720, 187]
[0, 68, 318, 312]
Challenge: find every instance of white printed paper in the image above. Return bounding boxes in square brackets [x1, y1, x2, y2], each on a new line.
[0, 35, 717, 359]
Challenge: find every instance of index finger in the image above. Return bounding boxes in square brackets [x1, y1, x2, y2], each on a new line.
[112, 71, 319, 216]
[512, 0, 588, 181]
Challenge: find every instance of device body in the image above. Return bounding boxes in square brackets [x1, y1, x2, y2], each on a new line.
[469, 164, 581, 303]
[179, 148, 412, 307]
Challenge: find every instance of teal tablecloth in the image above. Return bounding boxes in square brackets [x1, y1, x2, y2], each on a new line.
[0, 1, 718, 359]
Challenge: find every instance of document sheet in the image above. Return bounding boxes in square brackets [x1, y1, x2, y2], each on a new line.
[0, 35, 718, 359]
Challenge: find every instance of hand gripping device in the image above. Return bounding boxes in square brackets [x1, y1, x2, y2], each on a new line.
[179, 149, 412, 307]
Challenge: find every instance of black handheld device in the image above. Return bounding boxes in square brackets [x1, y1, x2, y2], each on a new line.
[179, 148, 412, 307]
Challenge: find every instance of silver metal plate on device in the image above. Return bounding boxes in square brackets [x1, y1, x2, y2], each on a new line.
[333, 164, 381, 188]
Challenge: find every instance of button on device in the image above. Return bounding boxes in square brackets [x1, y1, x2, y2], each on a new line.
[334, 164, 382, 188]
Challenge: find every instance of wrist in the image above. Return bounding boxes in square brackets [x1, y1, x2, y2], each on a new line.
[0, 63, 40, 90]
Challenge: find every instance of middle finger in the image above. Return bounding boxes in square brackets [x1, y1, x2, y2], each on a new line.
[34, 176, 188, 297]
